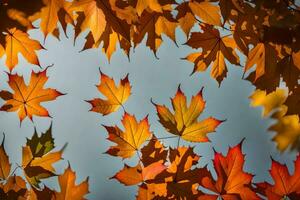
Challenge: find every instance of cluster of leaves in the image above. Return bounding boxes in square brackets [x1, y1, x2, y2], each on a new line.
[87, 72, 300, 200]
[0, 0, 300, 199]
[0, 0, 299, 151]
[0, 125, 89, 199]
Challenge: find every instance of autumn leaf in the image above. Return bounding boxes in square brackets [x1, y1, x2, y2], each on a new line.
[112, 162, 166, 186]
[185, 24, 239, 84]
[104, 113, 152, 159]
[3, 28, 42, 71]
[71, 0, 131, 59]
[271, 114, 300, 152]
[141, 137, 168, 167]
[0, 68, 64, 123]
[26, 186, 55, 200]
[244, 42, 280, 81]
[153, 147, 210, 200]
[0, 135, 11, 180]
[176, 2, 196, 37]
[199, 141, 259, 200]
[256, 155, 300, 200]
[135, 0, 163, 16]
[249, 89, 287, 117]
[250, 89, 300, 151]
[34, 0, 74, 38]
[22, 125, 65, 187]
[189, 1, 221, 26]
[0, 175, 27, 199]
[132, 3, 177, 56]
[54, 165, 89, 200]
[70, 0, 106, 45]
[86, 71, 131, 115]
[153, 86, 222, 142]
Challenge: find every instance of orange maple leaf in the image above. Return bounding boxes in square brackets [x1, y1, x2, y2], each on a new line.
[153, 86, 222, 142]
[256, 155, 300, 200]
[199, 142, 259, 200]
[104, 113, 152, 159]
[0, 136, 11, 180]
[3, 28, 42, 71]
[0, 68, 64, 123]
[87, 71, 131, 115]
[54, 165, 89, 200]
[112, 162, 166, 186]
[31, 0, 74, 38]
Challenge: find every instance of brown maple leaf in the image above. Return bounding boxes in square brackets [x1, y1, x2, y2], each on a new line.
[185, 24, 239, 84]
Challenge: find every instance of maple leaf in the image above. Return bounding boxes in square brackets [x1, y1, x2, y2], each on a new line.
[71, 0, 131, 59]
[188, 0, 221, 26]
[199, 142, 259, 200]
[250, 89, 300, 151]
[144, 147, 210, 200]
[153, 86, 222, 142]
[0, 135, 11, 180]
[219, 0, 245, 23]
[141, 137, 168, 167]
[54, 165, 89, 200]
[35, 0, 74, 38]
[0, 68, 64, 123]
[270, 113, 300, 152]
[247, 46, 300, 93]
[249, 89, 287, 117]
[26, 186, 55, 200]
[86, 71, 131, 115]
[185, 24, 239, 84]
[176, 2, 196, 37]
[244, 43, 278, 81]
[112, 162, 166, 186]
[104, 113, 152, 159]
[135, 0, 163, 16]
[22, 125, 65, 187]
[0, 175, 27, 199]
[3, 28, 42, 71]
[256, 155, 300, 200]
[132, 2, 177, 56]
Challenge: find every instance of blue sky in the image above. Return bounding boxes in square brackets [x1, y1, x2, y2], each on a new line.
[0, 26, 297, 199]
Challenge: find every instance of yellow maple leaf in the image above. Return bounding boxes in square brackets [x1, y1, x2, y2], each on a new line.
[250, 89, 300, 151]
[104, 113, 152, 159]
[87, 71, 131, 115]
[153, 86, 222, 142]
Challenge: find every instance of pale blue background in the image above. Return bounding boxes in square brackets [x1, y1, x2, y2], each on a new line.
[0, 25, 297, 199]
